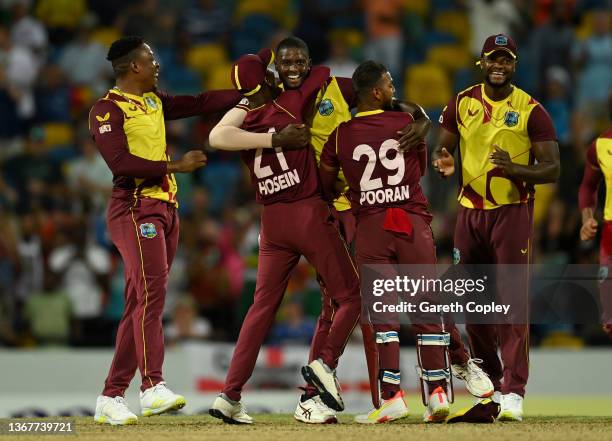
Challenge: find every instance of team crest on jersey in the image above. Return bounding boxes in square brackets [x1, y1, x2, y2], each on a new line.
[599, 266, 609, 284]
[453, 248, 461, 264]
[139, 223, 157, 239]
[144, 97, 157, 109]
[504, 110, 519, 127]
[318, 99, 334, 116]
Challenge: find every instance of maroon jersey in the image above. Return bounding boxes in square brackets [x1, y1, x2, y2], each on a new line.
[239, 66, 330, 205]
[321, 109, 431, 220]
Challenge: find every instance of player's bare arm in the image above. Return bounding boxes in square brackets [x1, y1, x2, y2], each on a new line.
[209, 107, 311, 151]
[394, 100, 431, 150]
[489, 140, 560, 184]
[432, 127, 459, 177]
[167, 150, 208, 173]
[578, 152, 603, 241]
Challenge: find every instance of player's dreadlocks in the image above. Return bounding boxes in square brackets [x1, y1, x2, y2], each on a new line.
[106, 36, 144, 77]
[352, 60, 388, 102]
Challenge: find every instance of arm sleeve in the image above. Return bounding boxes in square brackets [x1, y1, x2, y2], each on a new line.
[157, 89, 242, 120]
[578, 141, 602, 210]
[527, 104, 557, 142]
[298, 65, 331, 110]
[439, 95, 459, 135]
[319, 128, 341, 201]
[209, 106, 274, 150]
[335, 76, 357, 107]
[89, 100, 168, 178]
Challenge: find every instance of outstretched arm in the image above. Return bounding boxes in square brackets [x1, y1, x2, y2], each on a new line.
[209, 107, 311, 151]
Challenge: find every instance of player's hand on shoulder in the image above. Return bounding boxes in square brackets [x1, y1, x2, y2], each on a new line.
[272, 123, 311, 150]
[579, 218, 598, 241]
[173, 150, 207, 173]
[432, 147, 455, 177]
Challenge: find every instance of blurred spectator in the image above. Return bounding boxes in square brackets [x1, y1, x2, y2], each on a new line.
[164, 296, 212, 345]
[0, 24, 40, 119]
[0, 66, 22, 140]
[363, 0, 403, 80]
[9, 0, 48, 61]
[14, 212, 44, 302]
[65, 136, 112, 214]
[118, 0, 177, 48]
[48, 223, 110, 345]
[2, 127, 64, 213]
[467, 0, 521, 57]
[23, 272, 71, 346]
[324, 33, 359, 78]
[532, 1, 576, 98]
[177, 0, 230, 45]
[58, 18, 112, 90]
[572, 10, 611, 117]
[544, 66, 572, 146]
[34, 63, 71, 123]
[269, 296, 316, 345]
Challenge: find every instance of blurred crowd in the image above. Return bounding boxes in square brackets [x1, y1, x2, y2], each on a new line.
[0, 0, 609, 349]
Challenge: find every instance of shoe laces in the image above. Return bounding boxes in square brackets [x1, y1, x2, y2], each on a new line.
[113, 396, 131, 411]
[466, 358, 486, 380]
[312, 395, 332, 414]
[237, 401, 248, 416]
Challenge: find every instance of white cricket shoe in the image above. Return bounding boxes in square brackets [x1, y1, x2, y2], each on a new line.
[301, 359, 344, 411]
[422, 386, 450, 423]
[294, 394, 337, 424]
[355, 390, 409, 424]
[140, 382, 186, 416]
[451, 358, 494, 398]
[498, 392, 523, 421]
[94, 396, 138, 425]
[209, 394, 253, 424]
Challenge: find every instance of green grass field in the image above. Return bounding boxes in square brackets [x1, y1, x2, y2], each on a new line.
[2, 397, 612, 441]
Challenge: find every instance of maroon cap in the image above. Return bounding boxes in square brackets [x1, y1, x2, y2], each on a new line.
[231, 48, 275, 96]
[480, 34, 517, 59]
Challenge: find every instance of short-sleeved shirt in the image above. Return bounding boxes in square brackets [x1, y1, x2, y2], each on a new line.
[320, 109, 430, 220]
[239, 66, 330, 205]
[440, 83, 556, 210]
[586, 130, 612, 221]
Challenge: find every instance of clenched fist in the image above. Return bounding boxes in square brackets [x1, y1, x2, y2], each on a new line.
[272, 124, 311, 150]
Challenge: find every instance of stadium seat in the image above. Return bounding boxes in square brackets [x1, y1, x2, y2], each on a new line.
[186, 44, 229, 77]
[404, 63, 452, 110]
[41, 122, 74, 148]
[575, 10, 596, 40]
[234, 0, 288, 25]
[402, 0, 429, 17]
[90, 27, 121, 49]
[427, 44, 472, 72]
[205, 63, 234, 90]
[423, 30, 457, 49]
[433, 11, 470, 44]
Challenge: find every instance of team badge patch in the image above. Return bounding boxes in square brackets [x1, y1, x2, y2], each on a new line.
[453, 248, 461, 265]
[504, 110, 519, 127]
[318, 99, 334, 116]
[144, 97, 157, 109]
[495, 35, 508, 46]
[139, 223, 157, 238]
[598, 266, 609, 284]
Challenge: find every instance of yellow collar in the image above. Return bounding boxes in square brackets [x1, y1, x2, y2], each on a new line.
[355, 109, 384, 117]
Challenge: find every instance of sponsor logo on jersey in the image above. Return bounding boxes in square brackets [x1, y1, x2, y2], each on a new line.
[139, 223, 157, 238]
[95, 112, 110, 122]
[99, 124, 112, 134]
[318, 99, 334, 116]
[504, 110, 519, 127]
